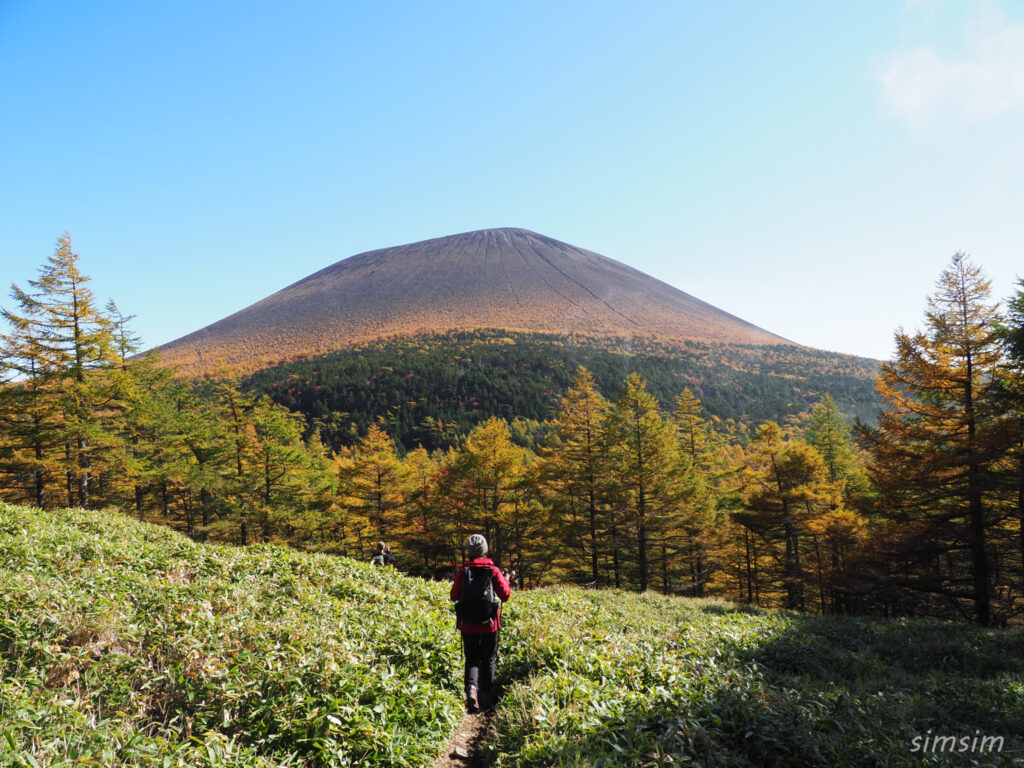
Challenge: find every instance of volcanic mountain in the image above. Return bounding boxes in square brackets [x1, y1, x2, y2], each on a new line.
[158, 228, 794, 375]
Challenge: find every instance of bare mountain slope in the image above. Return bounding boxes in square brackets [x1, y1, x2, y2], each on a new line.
[158, 228, 793, 375]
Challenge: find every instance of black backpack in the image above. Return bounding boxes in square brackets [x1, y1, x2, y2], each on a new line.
[456, 565, 498, 625]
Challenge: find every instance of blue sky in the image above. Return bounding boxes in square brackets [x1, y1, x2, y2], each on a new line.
[1, 0, 1022, 360]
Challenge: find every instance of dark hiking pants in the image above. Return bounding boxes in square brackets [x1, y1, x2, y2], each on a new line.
[462, 631, 498, 693]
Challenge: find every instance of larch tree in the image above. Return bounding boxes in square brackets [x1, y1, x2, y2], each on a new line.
[212, 374, 259, 543]
[672, 387, 721, 597]
[124, 361, 199, 519]
[806, 395, 862, 492]
[95, 299, 159, 511]
[0, 234, 117, 508]
[336, 422, 408, 547]
[0, 317, 62, 506]
[441, 417, 537, 574]
[604, 373, 688, 593]
[287, 428, 338, 546]
[738, 422, 830, 610]
[675, 387, 711, 459]
[804, 394, 869, 612]
[539, 366, 611, 585]
[398, 445, 444, 573]
[863, 253, 1004, 626]
[250, 394, 311, 541]
[997, 279, 1024, 608]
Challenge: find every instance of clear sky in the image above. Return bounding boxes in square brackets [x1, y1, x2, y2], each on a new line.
[1, 1, 1022, 361]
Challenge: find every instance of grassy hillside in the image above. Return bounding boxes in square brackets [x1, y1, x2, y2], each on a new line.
[244, 330, 880, 451]
[0, 504, 462, 767]
[496, 592, 1024, 767]
[3, 505, 1022, 767]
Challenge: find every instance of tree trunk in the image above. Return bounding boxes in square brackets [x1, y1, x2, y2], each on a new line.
[65, 441, 75, 507]
[783, 506, 802, 610]
[695, 543, 705, 597]
[77, 435, 90, 508]
[964, 345, 992, 626]
[689, 542, 697, 597]
[831, 539, 842, 614]
[737, 557, 744, 603]
[968, 478, 991, 626]
[744, 530, 753, 603]
[637, 484, 648, 592]
[1016, 446, 1024, 609]
[33, 433, 44, 509]
[184, 488, 193, 535]
[661, 538, 669, 595]
[752, 534, 761, 606]
[814, 534, 826, 614]
[608, 509, 621, 588]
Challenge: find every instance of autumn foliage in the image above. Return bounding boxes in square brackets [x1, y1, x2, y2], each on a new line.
[3, 237, 1024, 624]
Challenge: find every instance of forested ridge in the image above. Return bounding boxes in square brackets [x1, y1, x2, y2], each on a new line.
[244, 330, 880, 453]
[3, 235, 1024, 629]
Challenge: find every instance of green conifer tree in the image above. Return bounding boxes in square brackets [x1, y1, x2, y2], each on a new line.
[539, 367, 611, 584]
[604, 373, 688, 592]
[672, 387, 722, 596]
[996, 279, 1024, 609]
[250, 395, 311, 541]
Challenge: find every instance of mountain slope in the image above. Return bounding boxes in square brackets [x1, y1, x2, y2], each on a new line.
[158, 228, 793, 375]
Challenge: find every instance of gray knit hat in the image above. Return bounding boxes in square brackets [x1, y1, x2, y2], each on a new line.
[466, 534, 488, 558]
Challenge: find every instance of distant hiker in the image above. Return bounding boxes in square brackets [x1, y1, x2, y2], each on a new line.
[370, 541, 395, 567]
[508, 570, 518, 590]
[451, 534, 511, 713]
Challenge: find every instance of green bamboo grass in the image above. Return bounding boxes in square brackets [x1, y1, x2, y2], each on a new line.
[496, 590, 1024, 766]
[0, 504, 461, 767]
[3, 504, 1022, 767]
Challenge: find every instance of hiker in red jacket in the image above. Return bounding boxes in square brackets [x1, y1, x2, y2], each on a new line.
[450, 533, 511, 713]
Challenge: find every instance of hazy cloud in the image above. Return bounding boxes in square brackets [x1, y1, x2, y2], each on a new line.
[879, 17, 1024, 124]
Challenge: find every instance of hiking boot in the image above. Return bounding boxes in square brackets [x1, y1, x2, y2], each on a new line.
[465, 686, 479, 713]
[480, 688, 496, 711]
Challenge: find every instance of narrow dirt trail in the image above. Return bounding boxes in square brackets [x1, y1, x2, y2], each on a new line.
[434, 710, 494, 768]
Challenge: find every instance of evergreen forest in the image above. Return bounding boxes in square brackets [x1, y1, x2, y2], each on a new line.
[244, 330, 880, 453]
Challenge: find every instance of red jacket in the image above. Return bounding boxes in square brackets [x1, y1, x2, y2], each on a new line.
[450, 557, 511, 634]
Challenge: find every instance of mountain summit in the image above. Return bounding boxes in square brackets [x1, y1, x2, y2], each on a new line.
[159, 228, 793, 374]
